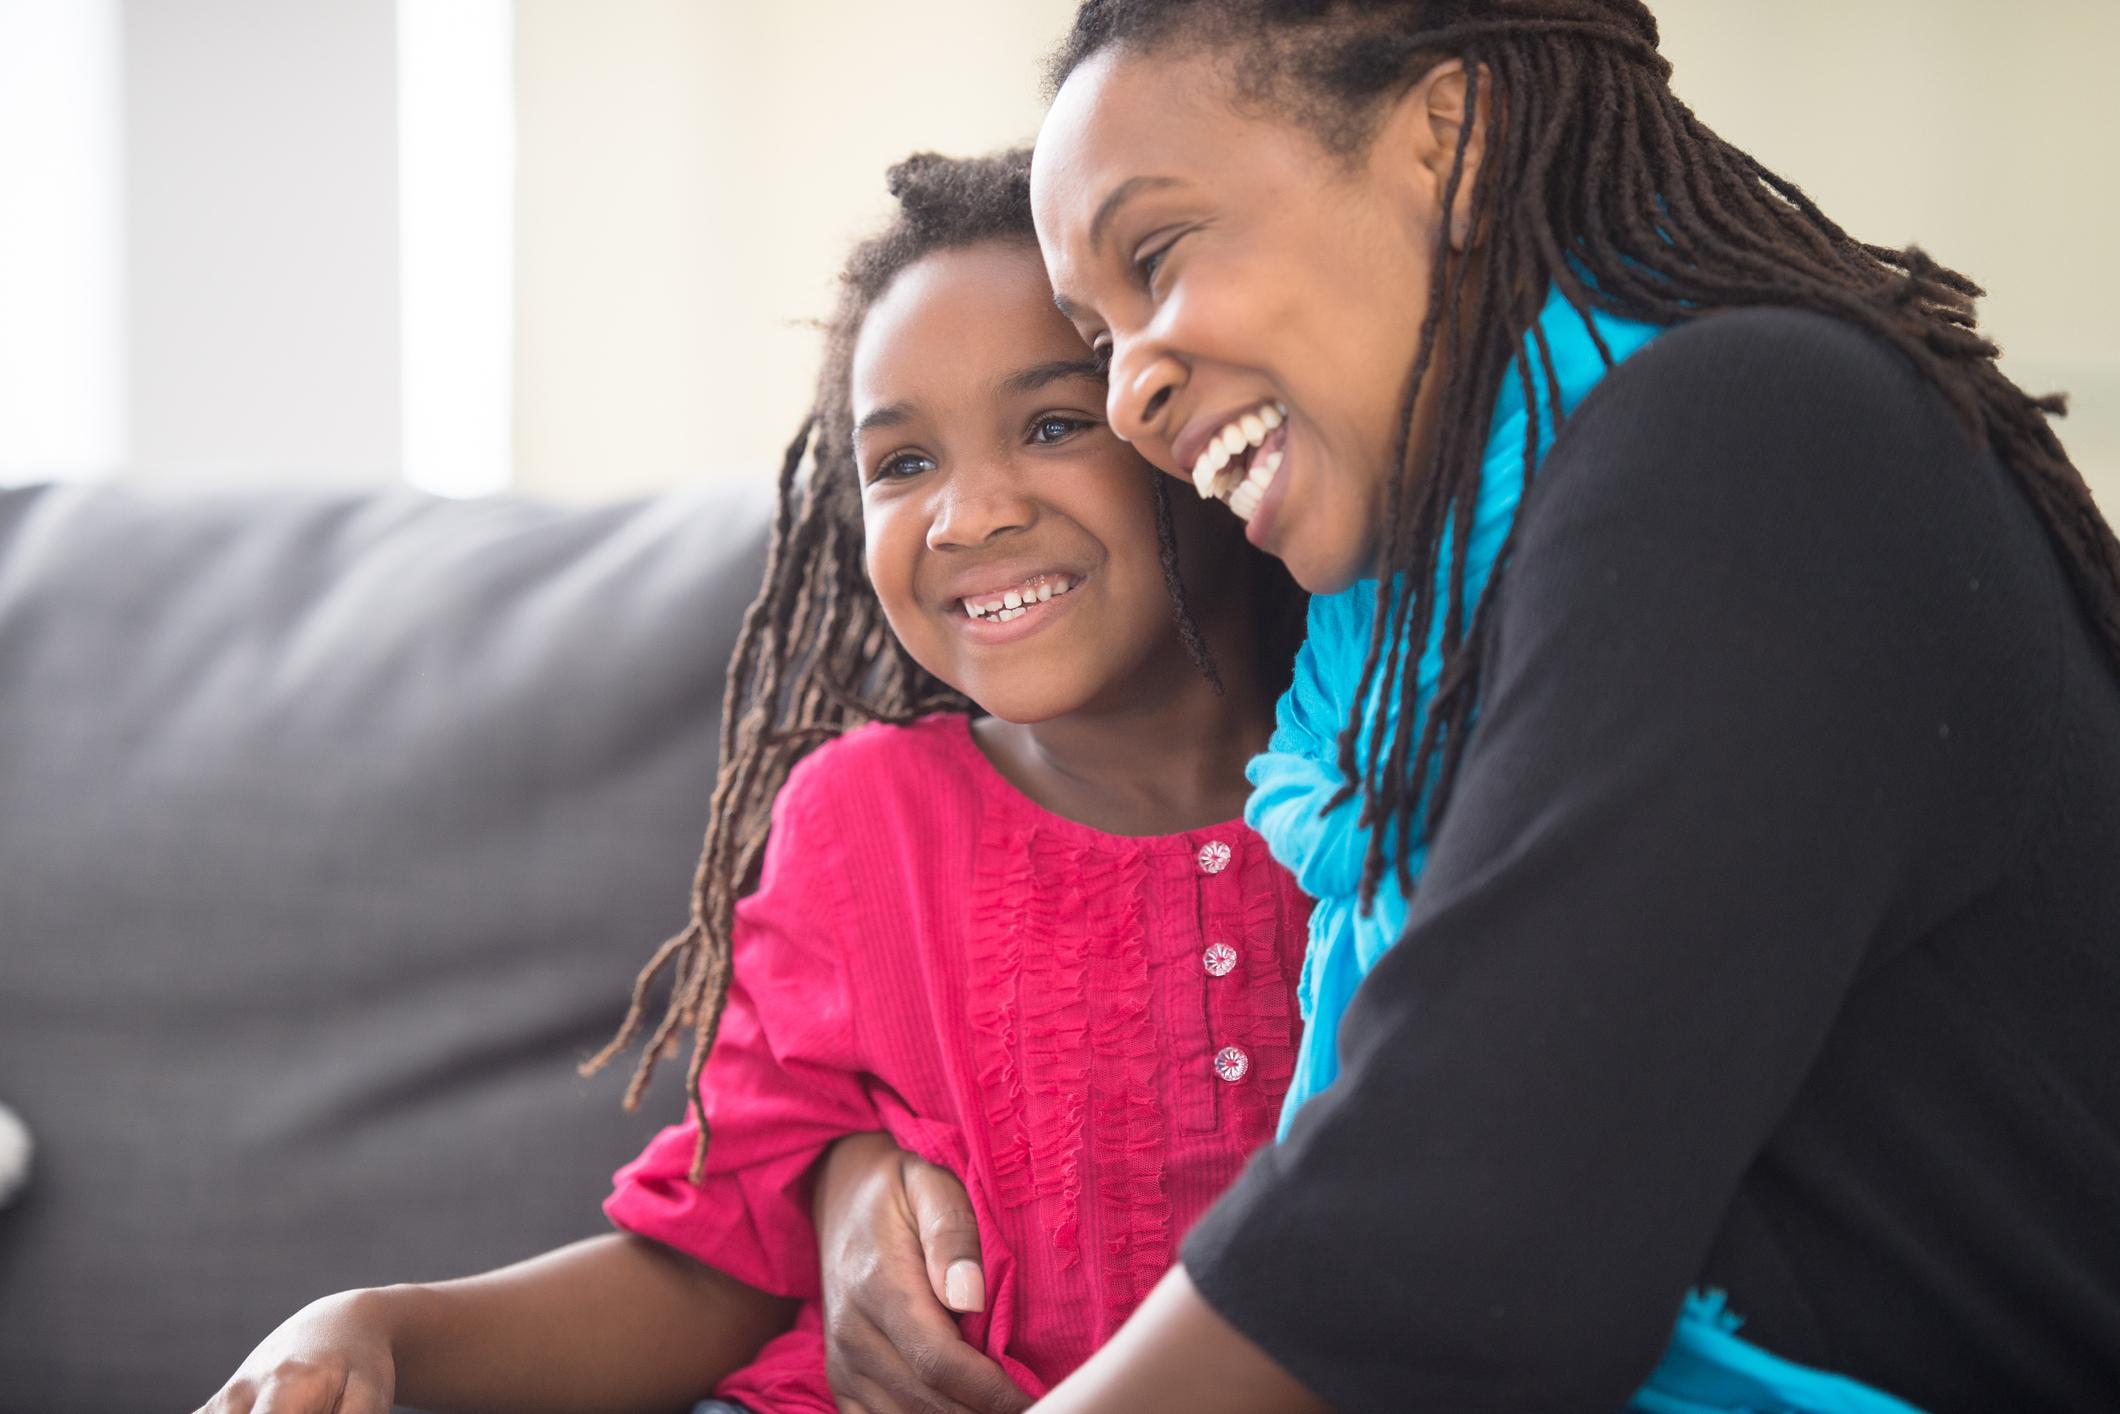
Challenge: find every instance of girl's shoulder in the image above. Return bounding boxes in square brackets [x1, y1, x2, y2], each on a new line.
[776, 711, 980, 825]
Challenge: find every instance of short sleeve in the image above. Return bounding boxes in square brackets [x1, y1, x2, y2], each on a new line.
[605, 764, 877, 1300]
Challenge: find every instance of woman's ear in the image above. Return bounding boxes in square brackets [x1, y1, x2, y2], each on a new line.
[1381, 58, 1490, 253]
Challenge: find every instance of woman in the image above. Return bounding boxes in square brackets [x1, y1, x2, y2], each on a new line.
[815, 2, 2120, 1411]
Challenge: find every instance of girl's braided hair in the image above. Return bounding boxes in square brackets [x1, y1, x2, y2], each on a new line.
[1052, 0, 2120, 908]
[582, 148, 1272, 1176]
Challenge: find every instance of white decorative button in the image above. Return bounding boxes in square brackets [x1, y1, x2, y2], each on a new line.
[1214, 1046, 1250, 1082]
[1202, 942, 1238, 977]
[1196, 840, 1232, 875]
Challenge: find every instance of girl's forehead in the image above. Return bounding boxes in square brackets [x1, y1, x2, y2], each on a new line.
[850, 244, 1087, 403]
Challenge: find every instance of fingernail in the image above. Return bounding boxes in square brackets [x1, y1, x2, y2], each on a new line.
[944, 1258, 985, 1312]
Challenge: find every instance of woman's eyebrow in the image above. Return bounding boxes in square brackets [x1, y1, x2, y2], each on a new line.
[999, 359, 1105, 395]
[1088, 175, 1180, 252]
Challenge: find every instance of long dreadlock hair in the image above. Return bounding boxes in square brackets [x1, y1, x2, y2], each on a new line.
[582, 148, 1292, 1176]
[1051, 0, 2120, 908]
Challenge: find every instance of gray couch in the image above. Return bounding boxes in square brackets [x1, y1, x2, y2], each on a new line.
[0, 480, 767, 1410]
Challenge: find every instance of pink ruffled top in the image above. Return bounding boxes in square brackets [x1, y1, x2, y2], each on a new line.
[605, 713, 1310, 1410]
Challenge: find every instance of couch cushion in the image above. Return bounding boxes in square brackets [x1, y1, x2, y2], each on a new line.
[0, 481, 766, 1409]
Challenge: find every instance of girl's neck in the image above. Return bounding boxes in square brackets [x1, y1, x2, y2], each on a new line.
[972, 649, 1276, 839]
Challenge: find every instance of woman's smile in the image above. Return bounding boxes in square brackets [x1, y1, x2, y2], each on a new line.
[1033, 46, 1447, 594]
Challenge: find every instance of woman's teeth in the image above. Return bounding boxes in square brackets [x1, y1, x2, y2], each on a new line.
[1226, 448, 1283, 523]
[961, 574, 1075, 621]
[1191, 400, 1283, 501]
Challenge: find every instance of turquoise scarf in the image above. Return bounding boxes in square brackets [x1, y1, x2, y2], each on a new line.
[1243, 285, 1921, 1413]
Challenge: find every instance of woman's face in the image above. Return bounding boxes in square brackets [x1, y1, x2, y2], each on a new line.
[1034, 46, 1466, 594]
[853, 239, 1239, 724]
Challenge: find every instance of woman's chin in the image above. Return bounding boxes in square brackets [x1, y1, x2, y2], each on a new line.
[1280, 538, 1374, 597]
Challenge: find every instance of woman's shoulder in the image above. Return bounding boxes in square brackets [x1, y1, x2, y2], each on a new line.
[1559, 305, 1972, 473]
[1534, 304, 2007, 560]
[1610, 304, 1943, 404]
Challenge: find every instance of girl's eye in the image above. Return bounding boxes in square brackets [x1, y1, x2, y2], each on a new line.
[1030, 415, 1094, 446]
[1090, 338, 1113, 374]
[872, 451, 934, 482]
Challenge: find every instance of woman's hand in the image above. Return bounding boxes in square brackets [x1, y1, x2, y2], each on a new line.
[816, 1132, 1032, 1414]
[194, 1290, 398, 1414]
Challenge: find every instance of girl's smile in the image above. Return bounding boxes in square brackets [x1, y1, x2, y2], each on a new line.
[950, 567, 1084, 643]
[851, 238, 1250, 728]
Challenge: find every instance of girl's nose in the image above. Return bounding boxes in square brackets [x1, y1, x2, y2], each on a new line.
[1105, 333, 1186, 452]
[925, 457, 1037, 551]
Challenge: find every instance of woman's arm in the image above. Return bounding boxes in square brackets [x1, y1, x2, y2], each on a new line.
[196, 1233, 792, 1414]
[1080, 314, 2032, 1410]
[1029, 1266, 1327, 1414]
[814, 1132, 1032, 1414]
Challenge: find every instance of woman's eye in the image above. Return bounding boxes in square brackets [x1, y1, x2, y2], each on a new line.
[1091, 338, 1113, 374]
[1030, 416, 1093, 445]
[1134, 234, 1180, 290]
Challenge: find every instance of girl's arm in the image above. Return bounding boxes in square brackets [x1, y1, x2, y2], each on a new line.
[196, 1233, 793, 1414]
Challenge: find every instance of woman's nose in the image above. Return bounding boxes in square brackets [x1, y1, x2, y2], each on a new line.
[1105, 332, 1185, 450]
[925, 456, 1037, 551]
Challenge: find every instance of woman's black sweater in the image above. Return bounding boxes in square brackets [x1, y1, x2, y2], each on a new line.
[1185, 308, 2120, 1412]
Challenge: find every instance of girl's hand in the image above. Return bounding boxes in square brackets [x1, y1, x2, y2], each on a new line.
[815, 1132, 1032, 1414]
[193, 1290, 397, 1414]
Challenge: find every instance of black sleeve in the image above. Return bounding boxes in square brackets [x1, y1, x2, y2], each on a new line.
[1181, 310, 2045, 1412]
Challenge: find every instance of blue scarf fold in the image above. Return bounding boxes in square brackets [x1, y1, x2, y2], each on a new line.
[1248, 282, 1661, 1131]
[1243, 284, 1921, 1413]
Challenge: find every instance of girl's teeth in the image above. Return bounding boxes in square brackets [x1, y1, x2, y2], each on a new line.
[963, 575, 1074, 622]
[1228, 481, 1263, 522]
[1219, 424, 1248, 457]
[1260, 403, 1283, 430]
[1239, 413, 1264, 442]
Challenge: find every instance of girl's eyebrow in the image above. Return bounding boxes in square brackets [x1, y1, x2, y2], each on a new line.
[999, 359, 1105, 395]
[852, 403, 913, 438]
[853, 360, 1102, 445]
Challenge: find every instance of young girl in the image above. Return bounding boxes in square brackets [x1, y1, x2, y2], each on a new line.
[195, 148, 1310, 1414]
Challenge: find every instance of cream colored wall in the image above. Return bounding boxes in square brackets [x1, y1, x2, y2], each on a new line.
[514, 1, 2118, 510]
[512, 0, 1076, 502]
[1655, 0, 2119, 508]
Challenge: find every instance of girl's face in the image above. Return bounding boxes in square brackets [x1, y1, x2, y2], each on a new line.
[853, 239, 1236, 725]
[1033, 46, 1468, 595]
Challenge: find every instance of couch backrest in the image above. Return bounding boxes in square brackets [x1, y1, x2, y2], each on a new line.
[0, 481, 766, 1410]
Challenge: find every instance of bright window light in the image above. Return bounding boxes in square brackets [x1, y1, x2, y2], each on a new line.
[0, 0, 126, 481]
[397, 0, 515, 498]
